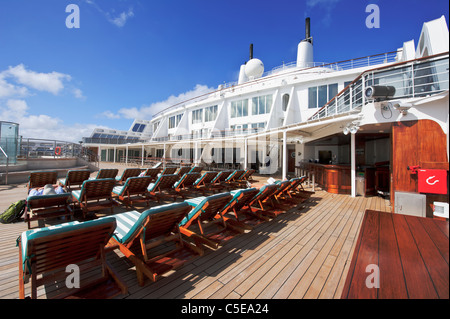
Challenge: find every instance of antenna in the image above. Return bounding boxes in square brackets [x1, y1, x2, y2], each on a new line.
[249, 43, 253, 60]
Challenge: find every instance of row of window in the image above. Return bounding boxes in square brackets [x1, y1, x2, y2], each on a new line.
[167, 85, 343, 130]
[231, 94, 273, 118]
[91, 133, 141, 140]
[230, 122, 266, 131]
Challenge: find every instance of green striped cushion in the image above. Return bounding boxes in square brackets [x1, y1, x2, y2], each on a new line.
[108, 202, 190, 244]
[17, 218, 116, 274]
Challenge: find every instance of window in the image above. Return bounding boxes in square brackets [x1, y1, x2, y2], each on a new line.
[192, 109, 203, 124]
[282, 94, 290, 111]
[168, 113, 183, 129]
[132, 123, 146, 132]
[308, 83, 338, 108]
[308, 87, 317, 108]
[205, 105, 218, 122]
[231, 99, 248, 118]
[176, 114, 182, 125]
[318, 85, 328, 108]
[251, 122, 266, 132]
[153, 121, 159, 132]
[252, 94, 273, 115]
[169, 116, 175, 129]
[328, 83, 338, 100]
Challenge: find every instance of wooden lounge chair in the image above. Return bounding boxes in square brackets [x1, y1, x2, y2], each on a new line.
[58, 169, 91, 191]
[245, 184, 285, 218]
[147, 174, 180, 202]
[241, 169, 256, 181]
[160, 166, 178, 175]
[17, 218, 127, 299]
[176, 166, 191, 177]
[142, 168, 161, 181]
[93, 168, 119, 180]
[27, 171, 58, 193]
[115, 168, 142, 185]
[282, 177, 314, 203]
[189, 166, 203, 173]
[269, 180, 299, 211]
[209, 170, 233, 191]
[106, 202, 202, 286]
[289, 176, 315, 197]
[224, 188, 269, 227]
[112, 176, 153, 208]
[71, 178, 117, 219]
[224, 170, 246, 189]
[192, 171, 218, 195]
[173, 172, 201, 197]
[24, 193, 73, 229]
[179, 193, 246, 250]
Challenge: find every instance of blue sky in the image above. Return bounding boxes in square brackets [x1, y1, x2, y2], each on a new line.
[0, 0, 448, 142]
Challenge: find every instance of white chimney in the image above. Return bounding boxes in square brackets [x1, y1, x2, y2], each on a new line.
[297, 17, 314, 68]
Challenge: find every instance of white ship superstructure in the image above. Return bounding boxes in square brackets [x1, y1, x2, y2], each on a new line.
[84, 16, 449, 210]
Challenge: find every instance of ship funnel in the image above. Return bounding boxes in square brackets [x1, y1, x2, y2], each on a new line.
[305, 17, 311, 42]
[297, 17, 314, 68]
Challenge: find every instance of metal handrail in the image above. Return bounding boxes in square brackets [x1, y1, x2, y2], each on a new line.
[0, 146, 9, 185]
[308, 52, 449, 121]
[150, 50, 401, 119]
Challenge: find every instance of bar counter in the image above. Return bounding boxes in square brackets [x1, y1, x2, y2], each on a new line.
[301, 162, 351, 194]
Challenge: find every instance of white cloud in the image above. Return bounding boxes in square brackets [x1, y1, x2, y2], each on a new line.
[98, 110, 121, 119]
[4, 64, 71, 95]
[0, 99, 61, 132]
[101, 84, 215, 120]
[305, 0, 341, 26]
[0, 64, 88, 142]
[84, 1, 135, 28]
[107, 8, 134, 28]
[72, 88, 85, 100]
[0, 99, 110, 142]
[0, 75, 28, 98]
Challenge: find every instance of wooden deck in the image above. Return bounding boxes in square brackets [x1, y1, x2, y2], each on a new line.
[342, 209, 449, 299]
[0, 185, 392, 299]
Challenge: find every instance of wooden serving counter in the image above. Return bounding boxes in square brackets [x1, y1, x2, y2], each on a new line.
[301, 163, 351, 194]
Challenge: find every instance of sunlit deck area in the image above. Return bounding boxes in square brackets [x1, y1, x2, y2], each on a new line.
[0, 165, 392, 300]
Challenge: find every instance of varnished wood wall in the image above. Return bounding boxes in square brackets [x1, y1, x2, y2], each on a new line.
[391, 120, 449, 216]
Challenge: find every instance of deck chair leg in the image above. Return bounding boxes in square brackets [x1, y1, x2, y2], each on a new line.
[31, 264, 37, 299]
[18, 241, 25, 299]
[140, 234, 148, 262]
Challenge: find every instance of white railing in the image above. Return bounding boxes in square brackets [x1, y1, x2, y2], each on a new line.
[150, 51, 401, 120]
[309, 53, 449, 121]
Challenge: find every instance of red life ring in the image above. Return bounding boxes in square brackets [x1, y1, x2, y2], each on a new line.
[55, 146, 62, 156]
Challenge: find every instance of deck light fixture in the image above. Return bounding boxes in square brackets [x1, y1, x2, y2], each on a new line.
[343, 121, 360, 135]
[388, 101, 412, 116]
